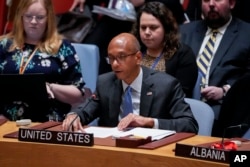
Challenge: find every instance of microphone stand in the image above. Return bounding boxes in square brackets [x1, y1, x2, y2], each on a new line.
[67, 94, 98, 131]
[220, 124, 249, 149]
[67, 114, 80, 131]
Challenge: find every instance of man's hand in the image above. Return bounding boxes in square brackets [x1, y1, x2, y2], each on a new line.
[62, 113, 85, 132]
[69, 0, 86, 12]
[117, 113, 154, 130]
[201, 86, 224, 100]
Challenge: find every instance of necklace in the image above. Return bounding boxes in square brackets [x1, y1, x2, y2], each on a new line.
[19, 47, 38, 74]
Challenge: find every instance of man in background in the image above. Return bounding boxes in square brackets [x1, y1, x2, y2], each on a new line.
[180, 0, 250, 136]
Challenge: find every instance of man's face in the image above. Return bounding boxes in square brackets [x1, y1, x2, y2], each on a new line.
[107, 39, 141, 85]
[202, 0, 236, 28]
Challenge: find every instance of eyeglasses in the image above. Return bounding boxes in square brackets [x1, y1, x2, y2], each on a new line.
[108, 51, 138, 64]
[23, 14, 47, 23]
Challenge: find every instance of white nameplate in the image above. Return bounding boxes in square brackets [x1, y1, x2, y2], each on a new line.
[18, 128, 94, 146]
[175, 143, 229, 163]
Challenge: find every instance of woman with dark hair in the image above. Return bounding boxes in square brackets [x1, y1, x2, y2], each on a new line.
[131, 1, 198, 97]
[147, 0, 186, 24]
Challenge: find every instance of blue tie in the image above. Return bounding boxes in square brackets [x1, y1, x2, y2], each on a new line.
[122, 86, 133, 117]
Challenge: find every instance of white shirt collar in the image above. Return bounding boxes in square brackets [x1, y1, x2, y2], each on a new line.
[206, 15, 232, 36]
[122, 67, 143, 93]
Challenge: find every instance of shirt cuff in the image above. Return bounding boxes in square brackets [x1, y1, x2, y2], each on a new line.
[224, 84, 231, 89]
[66, 112, 77, 117]
[153, 118, 159, 129]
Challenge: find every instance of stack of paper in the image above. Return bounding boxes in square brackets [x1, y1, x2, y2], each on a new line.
[84, 127, 176, 141]
[112, 127, 176, 141]
[83, 127, 118, 138]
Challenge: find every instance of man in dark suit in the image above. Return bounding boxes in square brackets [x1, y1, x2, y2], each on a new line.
[179, 0, 250, 126]
[62, 33, 198, 133]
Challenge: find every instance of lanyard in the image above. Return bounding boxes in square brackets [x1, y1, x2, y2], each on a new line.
[144, 51, 164, 70]
[19, 48, 38, 74]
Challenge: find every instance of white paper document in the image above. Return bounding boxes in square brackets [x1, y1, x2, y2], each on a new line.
[84, 127, 121, 138]
[112, 127, 176, 140]
[84, 127, 176, 140]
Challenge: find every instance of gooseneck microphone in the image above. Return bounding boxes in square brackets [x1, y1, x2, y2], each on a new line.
[220, 123, 249, 148]
[67, 114, 80, 131]
[67, 94, 98, 131]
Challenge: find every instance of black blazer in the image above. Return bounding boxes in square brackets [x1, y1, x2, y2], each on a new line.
[73, 66, 198, 133]
[166, 43, 198, 98]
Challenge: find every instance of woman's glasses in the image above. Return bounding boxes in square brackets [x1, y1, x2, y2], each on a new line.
[23, 14, 47, 23]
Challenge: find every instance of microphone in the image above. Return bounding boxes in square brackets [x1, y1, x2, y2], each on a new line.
[67, 94, 98, 131]
[220, 123, 249, 149]
[67, 114, 80, 131]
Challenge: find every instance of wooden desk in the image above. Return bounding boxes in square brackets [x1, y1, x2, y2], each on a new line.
[0, 121, 228, 167]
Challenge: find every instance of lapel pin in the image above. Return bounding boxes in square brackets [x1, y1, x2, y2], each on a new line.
[147, 92, 153, 96]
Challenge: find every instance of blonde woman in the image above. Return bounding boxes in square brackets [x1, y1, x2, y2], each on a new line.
[0, 0, 85, 122]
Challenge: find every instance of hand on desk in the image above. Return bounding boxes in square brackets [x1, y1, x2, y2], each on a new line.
[117, 113, 154, 131]
[62, 113, 154, 132]
[62, 113, 85, 132]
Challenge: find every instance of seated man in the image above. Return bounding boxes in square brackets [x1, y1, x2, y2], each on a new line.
[62, 33, 198, 133]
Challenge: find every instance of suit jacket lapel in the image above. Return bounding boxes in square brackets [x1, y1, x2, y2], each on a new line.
[210, 19, 238, 75]
[109, 67, 155, 118]
[192, 24, 207, 56]
[140, 67, 154, 117]
[109, 79, 122, 122]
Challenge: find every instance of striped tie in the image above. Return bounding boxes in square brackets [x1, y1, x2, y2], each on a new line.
[197, 30, 218, 85]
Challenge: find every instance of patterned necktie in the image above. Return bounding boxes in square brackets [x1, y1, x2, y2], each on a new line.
[122, 86, 133, 117]
[197, 30, 218, 85]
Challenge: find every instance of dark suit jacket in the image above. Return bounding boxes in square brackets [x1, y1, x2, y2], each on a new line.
[180, 18, 250, 87]
[73, 66, 198, 133]
[179, 18, 250, 118]
[214, 73, 250, 137]
[166, 43, 198, 98]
